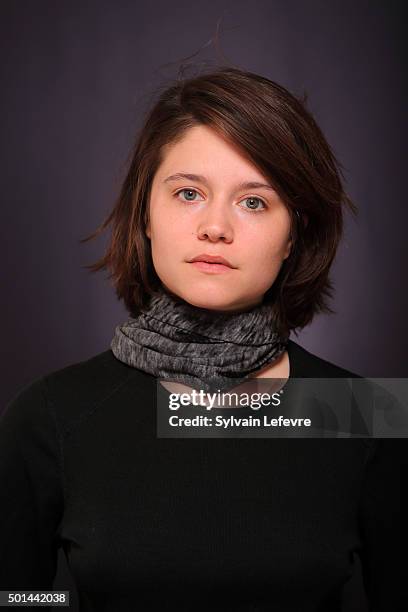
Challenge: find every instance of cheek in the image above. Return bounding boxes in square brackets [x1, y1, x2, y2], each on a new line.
[251, 245, 289, 282]
[246, 236, 290, 288]
[249, 252, 283, 278]
[150, 218, 185, 269]
[150, 206, 182, 241]
[245, 222, 291, 260]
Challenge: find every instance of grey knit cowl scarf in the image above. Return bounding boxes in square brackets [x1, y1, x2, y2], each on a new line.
[110, 288, 288, 393]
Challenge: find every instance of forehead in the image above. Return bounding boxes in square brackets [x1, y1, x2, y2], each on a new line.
[157, 125, 267, 182]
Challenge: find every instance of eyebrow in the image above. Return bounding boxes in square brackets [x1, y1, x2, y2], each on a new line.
[163, 173, 276, 193]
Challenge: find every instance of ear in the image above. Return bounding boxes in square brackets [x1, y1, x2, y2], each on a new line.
[283, 237, 292, 260]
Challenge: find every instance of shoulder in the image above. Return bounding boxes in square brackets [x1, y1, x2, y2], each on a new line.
[287, 339, 361, 378]
[286, 340, 375, 441]
[42, 349, 136, 398]
[3, 350, 152, 436]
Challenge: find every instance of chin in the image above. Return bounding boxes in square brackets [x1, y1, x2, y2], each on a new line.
[178, 291, 250, 313]
[184, 296, 230, 311]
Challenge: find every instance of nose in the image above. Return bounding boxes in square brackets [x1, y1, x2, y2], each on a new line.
[196, 201, 233, 242]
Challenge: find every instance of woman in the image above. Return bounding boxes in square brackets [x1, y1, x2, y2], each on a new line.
[0, 66, 406, 611]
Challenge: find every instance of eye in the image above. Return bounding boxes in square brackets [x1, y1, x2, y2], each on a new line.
[174, 189, 267, 212]
[239, 196, 267, 212]
[175, 188, 203, 202]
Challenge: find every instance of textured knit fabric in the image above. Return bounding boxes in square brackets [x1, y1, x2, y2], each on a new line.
[111, 289, 288, 393]
[0, 340, 407, 612]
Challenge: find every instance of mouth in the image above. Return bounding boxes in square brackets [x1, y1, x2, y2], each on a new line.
[189, 261, 234, 274]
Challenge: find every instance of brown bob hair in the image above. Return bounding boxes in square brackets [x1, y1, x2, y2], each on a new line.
[83, 65, 356, 336]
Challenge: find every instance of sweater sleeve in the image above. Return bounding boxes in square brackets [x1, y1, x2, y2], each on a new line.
[357, 437, 408, 611]
[0, 378, 64, 592]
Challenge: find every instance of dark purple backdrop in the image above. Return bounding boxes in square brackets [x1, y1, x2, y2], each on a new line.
[1, 1, 407, 610]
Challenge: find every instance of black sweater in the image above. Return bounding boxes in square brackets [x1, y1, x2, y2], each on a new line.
[0, 339, 406, 611]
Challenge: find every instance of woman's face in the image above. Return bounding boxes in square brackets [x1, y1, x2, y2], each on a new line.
[146, 125, 292, 312]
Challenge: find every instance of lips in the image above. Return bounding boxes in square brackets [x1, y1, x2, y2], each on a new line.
[188, 253, 234, 268]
